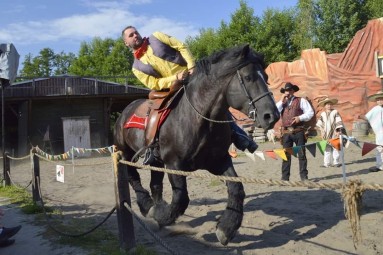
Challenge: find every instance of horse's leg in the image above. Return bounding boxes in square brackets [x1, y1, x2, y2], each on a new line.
[152, 173, 189, 227]
[149, 161, 165, 204]
[122, 150, 154, 217]
[215, 155, 245, 246]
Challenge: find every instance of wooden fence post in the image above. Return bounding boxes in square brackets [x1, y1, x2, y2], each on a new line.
[3, 152, 10, 186]
[112, 151, 136, 251]
[31, 148, 41, 202]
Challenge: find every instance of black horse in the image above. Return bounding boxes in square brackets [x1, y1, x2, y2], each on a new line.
[114, 44, 280, 245]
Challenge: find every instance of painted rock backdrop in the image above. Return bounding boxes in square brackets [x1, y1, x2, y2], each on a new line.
[265, 17, 383, 135]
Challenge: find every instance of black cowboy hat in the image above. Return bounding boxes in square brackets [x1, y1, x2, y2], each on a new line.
[280, 82, 300, 93]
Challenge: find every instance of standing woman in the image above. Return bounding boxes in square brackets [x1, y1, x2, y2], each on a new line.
[316, 97, 345, 168]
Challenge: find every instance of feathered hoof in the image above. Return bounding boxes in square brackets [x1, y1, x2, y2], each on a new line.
[216, 228, 230, 246]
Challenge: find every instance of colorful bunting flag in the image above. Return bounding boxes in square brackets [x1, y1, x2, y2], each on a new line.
[329, 138, 341, 151]
[284, 148, 294, 156]
[254, 151, 265, 160]
[317, 140, 327, 155]
[305, 143, 316, 157]
[362, 142, 378, 156]
[292, 146, 301, 156]
[264, 150, 278, 160]
[274, 149, 287, 161]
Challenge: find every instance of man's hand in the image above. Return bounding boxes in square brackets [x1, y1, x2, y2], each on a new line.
[281, 94, 288, 104]
[291, 116, 300, 125]
[176, 70, 188, 80]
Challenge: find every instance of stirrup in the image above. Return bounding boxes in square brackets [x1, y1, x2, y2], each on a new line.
[143, 148, 155, 165]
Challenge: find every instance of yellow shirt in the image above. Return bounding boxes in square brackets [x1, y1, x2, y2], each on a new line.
[132, 31, 195, 91]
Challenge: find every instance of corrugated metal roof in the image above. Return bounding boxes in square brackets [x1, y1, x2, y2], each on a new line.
[5, 75, 149, 98]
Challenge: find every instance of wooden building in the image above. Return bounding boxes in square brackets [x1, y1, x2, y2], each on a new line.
[0, 76, 149, 156]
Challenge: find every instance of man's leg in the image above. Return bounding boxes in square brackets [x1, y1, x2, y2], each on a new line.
[281, 134, 293, 181]
[230, 122, 258, 153]
[295, 131, 308, 180]
[332, 147, 340, 166]
[376, 146, 383, 170]
[323, 145, 331, 167]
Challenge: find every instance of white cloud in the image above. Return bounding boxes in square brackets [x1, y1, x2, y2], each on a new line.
[1, 0, 198, 56]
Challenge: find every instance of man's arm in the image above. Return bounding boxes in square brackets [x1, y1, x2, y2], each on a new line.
[153, 32, 196, 70]
[298, 97, 314, 122]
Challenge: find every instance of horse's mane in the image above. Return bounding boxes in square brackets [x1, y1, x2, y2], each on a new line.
[194, 45, 266, 77]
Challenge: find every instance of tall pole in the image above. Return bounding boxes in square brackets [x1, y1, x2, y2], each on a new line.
[1, 79, 5, 184]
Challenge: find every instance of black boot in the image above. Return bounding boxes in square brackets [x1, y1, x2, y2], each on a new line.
[232, 130, 258, 153]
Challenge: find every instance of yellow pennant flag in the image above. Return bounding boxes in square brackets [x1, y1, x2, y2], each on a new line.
[274, 149, 288, 161]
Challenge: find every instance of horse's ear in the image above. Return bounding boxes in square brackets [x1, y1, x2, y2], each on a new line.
[240, 44, 250, 57]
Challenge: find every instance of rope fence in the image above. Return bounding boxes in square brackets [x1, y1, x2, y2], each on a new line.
[119, 157, 383, 249]
[1, 146, 177, 254]
[2, 143, 383, 251]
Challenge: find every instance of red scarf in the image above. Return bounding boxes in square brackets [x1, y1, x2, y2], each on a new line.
[133, 37, 149, 59]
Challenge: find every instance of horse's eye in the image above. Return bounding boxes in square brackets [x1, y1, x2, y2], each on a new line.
[244, 75, 251, 82]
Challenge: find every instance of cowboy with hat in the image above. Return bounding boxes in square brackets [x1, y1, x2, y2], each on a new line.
[276, 82, 314, 181]
[279, 82, 299, 93]
[316, 96, 344, 168]
[359, 91, 383, 172]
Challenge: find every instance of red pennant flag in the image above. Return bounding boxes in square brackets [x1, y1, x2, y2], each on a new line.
[362, 142, 378, 156]
[329, 138, 341, 150]
[264, 150, 278, 160]
[284, 148, 295, 157]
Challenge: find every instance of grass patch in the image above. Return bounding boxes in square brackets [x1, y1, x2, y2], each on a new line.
[208, 179, 224, 187]
[0, 184, 48, 214]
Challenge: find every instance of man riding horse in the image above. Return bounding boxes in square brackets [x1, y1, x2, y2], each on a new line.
[122, 26, 258, 164]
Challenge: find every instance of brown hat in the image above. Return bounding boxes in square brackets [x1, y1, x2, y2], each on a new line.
[318, 97, 338, 107]
[367, 91, 383, 102]
[280, 82, 299, 93]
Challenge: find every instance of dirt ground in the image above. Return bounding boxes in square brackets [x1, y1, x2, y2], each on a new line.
[1, 137, 383, 255]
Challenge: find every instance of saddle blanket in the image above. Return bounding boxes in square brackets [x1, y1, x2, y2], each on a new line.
[123, 109, 171, 129]
[123, 114, 146, 129]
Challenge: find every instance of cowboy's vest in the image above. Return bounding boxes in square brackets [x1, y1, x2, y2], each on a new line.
[281, 97, 303, 127]
[133, 35, 187, 78]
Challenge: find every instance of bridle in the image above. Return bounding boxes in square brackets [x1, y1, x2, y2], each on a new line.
[236, 69, 273, 121]
[183, 63, 272, 123]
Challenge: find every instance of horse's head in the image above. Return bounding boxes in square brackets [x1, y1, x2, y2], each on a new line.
[221, 45, 280, 130]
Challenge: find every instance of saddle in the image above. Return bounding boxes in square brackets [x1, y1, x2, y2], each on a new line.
[132, 80, 183, 146]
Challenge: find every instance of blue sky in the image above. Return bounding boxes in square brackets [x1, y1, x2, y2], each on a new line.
[1, 0, 296, 68]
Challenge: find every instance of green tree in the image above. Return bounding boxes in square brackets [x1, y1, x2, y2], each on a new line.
[292, 0, 315, 51]
[68, 37, 136, 84]
[19, 49, 76, 77]
[255, 8, 299, 64]
[365, 0, 383, 19]
[313, 0, 369, 54]
[186, 28, 219, 60]
[186, 0, 259, 60]
[215, 0, 259, 50]
[53, 52, 76, 75]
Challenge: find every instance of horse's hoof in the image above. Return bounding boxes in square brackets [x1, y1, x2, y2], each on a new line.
[147, 205, 155, 218]
[216, 228, 229, 246]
